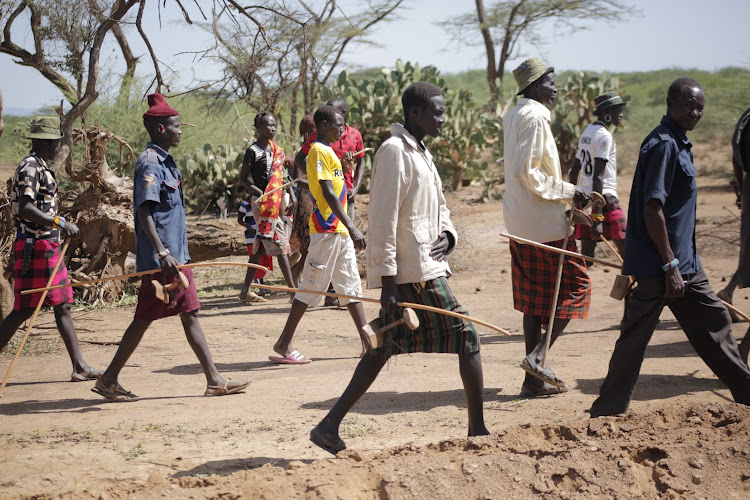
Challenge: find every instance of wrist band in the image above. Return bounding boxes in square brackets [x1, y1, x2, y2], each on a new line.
[592, 214, 604, 222]
[52, 216, 60, 229]
[661, 258, 679, 272]
[156, 249, 170, 259]
[57, 219, 65, 230]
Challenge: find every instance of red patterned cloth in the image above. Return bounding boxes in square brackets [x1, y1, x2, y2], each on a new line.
[134, 267, 201, 321]
[13, 237, 73, 311]
[510, 238, 591, 322]
[253, 141, 291, 256]
[574, 197, 627, 240]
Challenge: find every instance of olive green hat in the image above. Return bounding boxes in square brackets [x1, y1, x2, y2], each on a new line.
[513, 57, 554, 95]
[27, 116, 63, 140]
[594, 91, 627, 114]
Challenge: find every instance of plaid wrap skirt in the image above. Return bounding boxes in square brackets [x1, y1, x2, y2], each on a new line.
[134, 267, 201, 321]
[374, 277, 479, 358]
[574, 197, 627, 240]
[13, 237, 73, 311]
[510, 239, 591, 322]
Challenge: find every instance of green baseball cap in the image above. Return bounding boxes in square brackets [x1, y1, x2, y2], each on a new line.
[27, 116, 63, 140]
[513, 57, 554, 95]
[594, 91, 627, 114]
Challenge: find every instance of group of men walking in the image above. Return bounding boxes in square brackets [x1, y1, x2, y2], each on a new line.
[2, 56, 750, 454]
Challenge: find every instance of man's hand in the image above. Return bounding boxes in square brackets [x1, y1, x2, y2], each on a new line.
[341, 152, 354, 175]
[430, 232, 451, 262]
[347, 187, 358, 201]
[349, 226, 366, 251]
[380, 276, 399, 310]
[664, 267, 685, 299]
[590, 221, 603, 240]
[61, 221, 79, 238]
[573, 187, 589, 208]
[159, 254, 179, 280]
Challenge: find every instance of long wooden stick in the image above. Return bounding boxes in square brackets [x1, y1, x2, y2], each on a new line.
[21, 262, 270, 295]
[255, 176, 306, 203]
[542, 211, 575, 368]
[251, 283, 510, 336]
[500, 232, 622, 269]
[599, 234, 624, 264]
[0, 239, 71, 397]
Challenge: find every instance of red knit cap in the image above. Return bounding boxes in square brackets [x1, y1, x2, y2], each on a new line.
[143, 93, 179, 118]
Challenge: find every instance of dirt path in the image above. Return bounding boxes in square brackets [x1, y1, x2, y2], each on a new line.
[1, 165, 749, 499]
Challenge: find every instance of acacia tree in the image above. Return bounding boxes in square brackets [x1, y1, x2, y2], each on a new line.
[441, 0, 637, 108]
[207, 0, 404, 133]
[0, 87, 4, 139]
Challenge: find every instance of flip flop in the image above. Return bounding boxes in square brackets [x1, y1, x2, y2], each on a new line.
[268, 349, 311, 365]
[204, 378, 251, 396]
[91, 382, 140, 402]
[310, 426, 346, 455]
[520, 355, 568, 389]
[239, 292, 267, 303]
[70, 367, 104, 382]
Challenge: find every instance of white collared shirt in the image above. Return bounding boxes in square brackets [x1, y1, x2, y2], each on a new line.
[367, 123, 457, 288]
[502, 98, 576, 242]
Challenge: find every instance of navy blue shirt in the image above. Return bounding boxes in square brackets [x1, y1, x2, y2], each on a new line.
[622, 115, 701, 277]
[133, 143, 191, 271]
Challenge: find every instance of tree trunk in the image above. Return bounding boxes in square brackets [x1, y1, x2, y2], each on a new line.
[0, 87, 4, 139]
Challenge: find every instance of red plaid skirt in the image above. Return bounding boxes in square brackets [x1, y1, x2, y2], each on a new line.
[510, 239, 591, 321]
[134, 267, 201, 321]
[13, 237, 73, 311]
[574, 197, 627, 240]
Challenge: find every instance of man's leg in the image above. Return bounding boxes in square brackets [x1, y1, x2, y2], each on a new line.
[580, 239, 597, 261]
[590, 277, 664, 416]
[180, 311, 224, 387]
[523, 314, 570, 385]
[96, 318, 152, 393]
[459, 350, 489, 436]
[345, 301, 369, 356]
[0, 309, 34, 352]
[669, 270, 750, 405]
[311, 352, 388, 451]
[53, 303, 100, 378]
[273, 299, 309, 357]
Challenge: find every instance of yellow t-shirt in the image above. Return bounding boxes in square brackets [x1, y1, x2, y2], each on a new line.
[307, 142, 349, 235]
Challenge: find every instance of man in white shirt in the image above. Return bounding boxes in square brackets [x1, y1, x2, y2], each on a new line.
[503, 57, 591, 397]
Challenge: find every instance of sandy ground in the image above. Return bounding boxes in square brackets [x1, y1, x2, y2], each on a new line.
[1, 152, 750, 499]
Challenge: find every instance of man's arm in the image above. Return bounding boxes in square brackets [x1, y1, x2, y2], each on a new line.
[18, 198, 79, 238]
[294, 149, 310, 189]
[319, 173, 365, 251]
[136, 202, 179, 278]
[644, 199, 683, 298]
[590, 157, 608, 238]
[568, 157, 582, 185]
[239, 149, 264, 197]
[347, 156, 364, 200]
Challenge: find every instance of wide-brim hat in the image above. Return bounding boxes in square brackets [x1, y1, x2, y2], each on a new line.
[594, 91, 627, 114]
[513, 57, 554, 95]
[26, 116, 63, 140]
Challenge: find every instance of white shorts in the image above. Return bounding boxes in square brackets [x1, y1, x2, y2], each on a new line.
[295, 232, 362, 306]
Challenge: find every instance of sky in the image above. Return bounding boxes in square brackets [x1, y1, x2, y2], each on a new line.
[1, 0, 748, 114]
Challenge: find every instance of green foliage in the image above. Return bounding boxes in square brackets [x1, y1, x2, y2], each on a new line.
[323, 60, 501, 190]
[179, 142, 246, 211]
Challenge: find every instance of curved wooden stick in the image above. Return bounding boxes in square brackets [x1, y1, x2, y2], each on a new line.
[500, 232, 622, 269]
[21, 262, 270, 295]
[0, 239, 71, 397]
[250, 283, 510, 336]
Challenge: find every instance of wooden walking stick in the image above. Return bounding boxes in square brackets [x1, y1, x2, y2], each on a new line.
[21, 262, 270, 295]
[0, 238, 71, 397]
[250, 283, 511, 336]
[500, 233, 622, 269]
[599, 234, 624, 264]
[255, 176, 307, 203]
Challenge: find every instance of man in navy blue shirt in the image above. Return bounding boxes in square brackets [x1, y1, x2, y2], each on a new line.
[93, 94, 249, 402]
[589, 78, 750, 417]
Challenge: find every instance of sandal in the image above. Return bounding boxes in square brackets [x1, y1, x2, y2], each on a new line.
[92, 381, 140, 402]
[520, 355, 568, 389]
[70, 366, 104, 382]
[204, 378, 251, 396]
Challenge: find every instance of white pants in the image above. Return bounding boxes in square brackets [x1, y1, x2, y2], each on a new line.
[295, 233, 362, 306]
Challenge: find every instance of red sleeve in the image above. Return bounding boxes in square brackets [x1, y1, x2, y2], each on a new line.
[300, 130, 317, 155]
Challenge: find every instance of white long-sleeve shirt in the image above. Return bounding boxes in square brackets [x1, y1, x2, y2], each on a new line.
[502, 98, 576, 243]
[367, 123, 457, 288]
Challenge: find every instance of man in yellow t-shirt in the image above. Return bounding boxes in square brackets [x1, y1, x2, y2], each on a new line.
[269, 105, 369, 364]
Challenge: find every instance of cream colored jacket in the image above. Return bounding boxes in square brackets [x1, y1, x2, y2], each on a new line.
[502, 98, 576, 243]
[367, 124, 457, 288]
